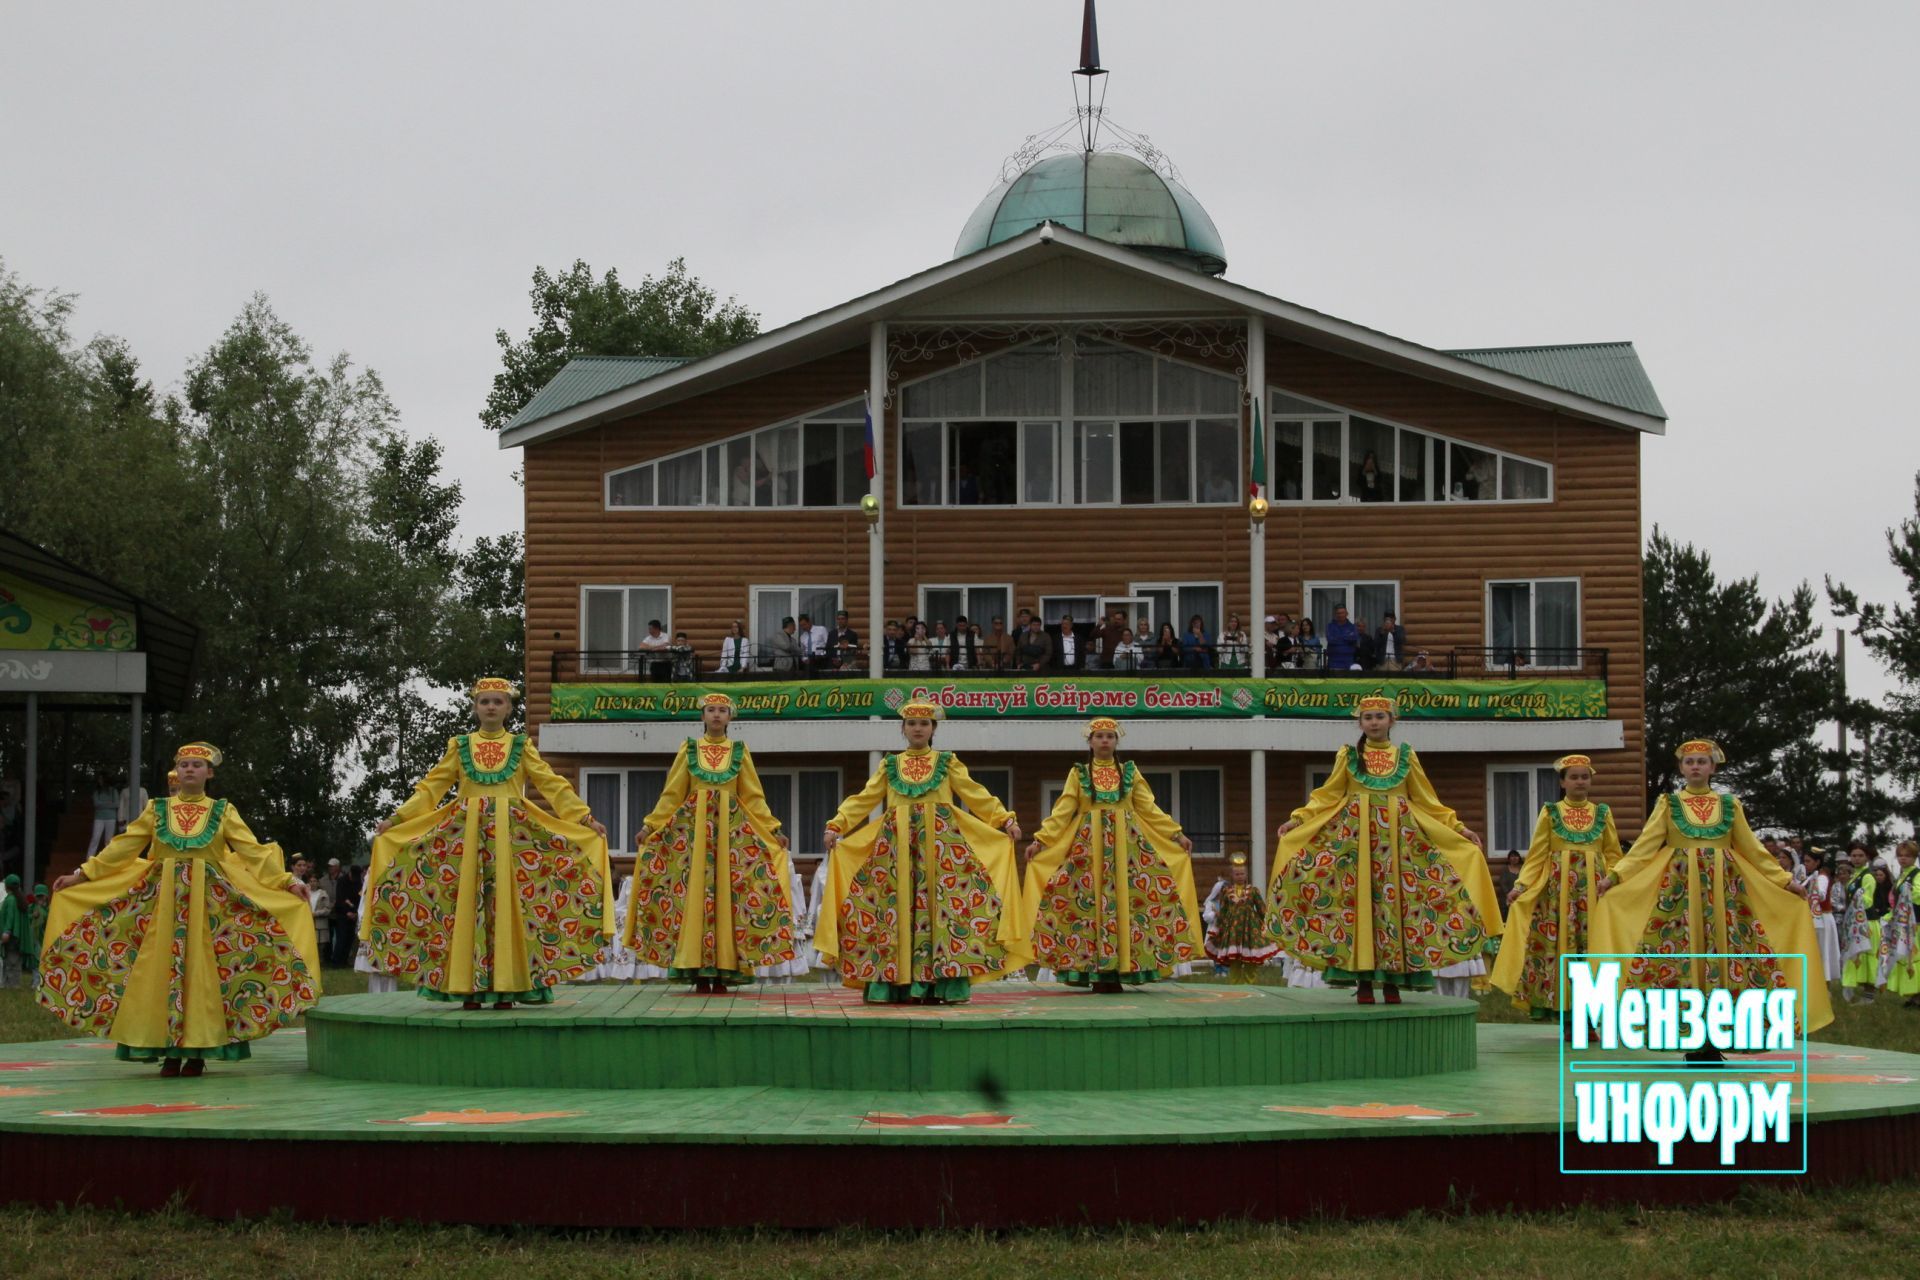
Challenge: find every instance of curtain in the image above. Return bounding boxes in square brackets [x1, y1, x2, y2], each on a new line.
[1021, 421, 1057, 502]
[1073, 344, 1153, 416]
[903, 362, 982, 419]
[585, 774, 623, 851]
[797, 771, 842, 856]
[1179, 771, 1223, 853]
[1491, 771, 1535, 855]
[984, 349, 1060, 416]
[1536, 581, 1579, 664]
[1156, 359, 1237, 415]
[657, 452, 703, 506]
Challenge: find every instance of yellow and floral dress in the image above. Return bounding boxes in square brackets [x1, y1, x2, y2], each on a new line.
[1266, 741, 1503, 989]
[362, 730, 609, 1004]
[1591, 786, 1833, 1032]
[1489, 800, 1622, 1018]
[38, 797, 319, 1062]
[1879, 866, 1919, 996]
[1207, 882, 1278, 980]
[624, 735, 796, 985]
[1024, 760, 1201, 985]
[816, 748, 1030, 1002]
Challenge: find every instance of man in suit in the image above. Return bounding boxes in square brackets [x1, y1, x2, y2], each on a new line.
[1374, 611, 1408, 671]
[767, 617, 802, 673]
[1053, 613, 1084, 672]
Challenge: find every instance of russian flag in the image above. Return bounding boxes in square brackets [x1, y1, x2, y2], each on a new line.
[863, 392, 877, 480]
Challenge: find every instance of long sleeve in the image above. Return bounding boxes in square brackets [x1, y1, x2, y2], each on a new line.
[1129, 772, 1183, 836]
[1600, 807, 1625, 871]
[827, 764, 892, 834]
[1608, 797, 1674, 884]
[733, 748, 783, 835]
[220, 806, 295, 891]
[1290, 749, 1353, 825]
[1511, 808, 1553, 894]
[947, 756, 1014, 830]
[1729, 798, 1792, 888]
[78, 803, 158, 880]
[1403, 749, 1468, 834]
[391, 738, 462, 824]
[641, 746, 693, 836]
[1031, 770, 1085, 847]
[522, 741, 593, 824]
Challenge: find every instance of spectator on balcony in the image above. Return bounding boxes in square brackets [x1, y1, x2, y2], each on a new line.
[1013, 607, 1034, 638]
[1017, 617, 1051, 672]
[1324, 606, 1361, 671]
[831, 611, 861, 670]
[1094, 608, 1128, 670]
[1374, 612, 1408, 672]
[1294, 618, 1323, 670]
[1218, 614, 1251, 669]
[1403, 649, 1435, 675]
[796, 613, 830, 671]
[717, 620, 752, 674]
[1354, 618, 1379, 670]
[985, 616, 1014, 672]
[1263, 615, 1285, 668]
[1147, 622, 1182, 670]
[1111, 628, 1142, 671]
[1356, 450, 1387, 503]
[670, 631, 697, 681]
[929, 621, 953, 670]
[637, 618, 672, 680]
[767, 616, 801, 673]
[881, 621, 910, 671]
[1054, 614, 1085, 672]
[906, 621, 937, 672]
[1180, 614, 1212, 670]
[949, 615, 980, 671]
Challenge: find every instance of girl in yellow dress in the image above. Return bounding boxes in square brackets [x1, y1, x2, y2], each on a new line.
[1023, 717, 1203, 991]
[624, 691, 797, 993]
[1489, 753, 1623, 1030]
[1267, 695, 1502, 1004]
[363, 677, 610, 1009]
[1593, 738, 1833, 1050]
[816, 701, 1028, 1004]
[1878, 840, 1919, 1006]
[39, 742, 319, 1076]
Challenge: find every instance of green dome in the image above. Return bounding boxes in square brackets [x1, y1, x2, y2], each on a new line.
[954, 151, 1227, 275]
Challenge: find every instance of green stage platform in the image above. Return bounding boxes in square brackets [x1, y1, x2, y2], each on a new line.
[305, 982, 1477, 1092]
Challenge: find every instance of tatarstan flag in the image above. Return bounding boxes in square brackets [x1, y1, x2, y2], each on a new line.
[1249, 399, 1265, 499]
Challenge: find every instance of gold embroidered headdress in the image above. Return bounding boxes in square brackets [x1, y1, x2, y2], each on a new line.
[898, 700, 945, 721]
[1083, 716, 1125, 740]
[1353, 694, 1397, 719]
[1553, 754, 1595, 773]
[173, 742, 222, 767]
[471, 677, 519, 700]
[1675, 738, 1725, 764]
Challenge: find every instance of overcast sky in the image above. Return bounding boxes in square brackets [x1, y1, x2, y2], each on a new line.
[4, 1, 1914, 699]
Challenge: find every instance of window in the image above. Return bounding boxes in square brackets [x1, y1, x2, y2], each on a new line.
[757, 768, 844, 858]
[1487, 579, 1580, 668]
[581, 767, 670, 858]
[919, 584, 1012, 632]
[1488, 765, 1561, 856]
[751, 585, 843, 666]
[968, 767, 1014, 814]
[605, 399, 866, 509]
[1139, 766, 1225, 854]
[580, 585, 671, 674]
[1038, 595, 1101, 625]
[1304, 581, 1400, 639]
[903, 340, 1238, 507]
[1269, 389, 1552, 506]
[1132, 582, 1224, 643]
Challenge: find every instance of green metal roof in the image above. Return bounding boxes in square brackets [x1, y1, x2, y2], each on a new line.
[503, 355, 693, 433]
[954, 151, 1227, 275]
[1445, 342, 1666, 421]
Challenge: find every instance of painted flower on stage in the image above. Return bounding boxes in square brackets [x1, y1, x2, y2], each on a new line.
[0, 1086, 52, 1098]
[0, 1062, 58, 1072]
[40, 1102, 246, 1117]
[372, 1107, 585, 1126]
[859, 1112, 1029, 1129]
[1263, 1101, 1476, 1121]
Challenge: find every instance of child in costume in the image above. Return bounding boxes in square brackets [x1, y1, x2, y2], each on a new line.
[1023, 717, 1203, 991]
[1205, 853, 1277, 982]
[624, 692, 796, 993]
[1879, 841, 1919, 1006]
[1268, 696, 1502, 1004]
[1489, 753, 1623, 1031]
[1835, 841, 1880, 1003]
[364, 678, 610, 1009]
[1594, 738, 1833, 1053]
[1805, 850, 1841, 986]
[39, 743, 319, 1075]
[0, 875, 26, 988]
[756, 865, 812, 983]
[816, 701, 1028, 1004]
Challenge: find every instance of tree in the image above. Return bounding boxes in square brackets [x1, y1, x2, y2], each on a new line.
[1642, 527, 1839, 831]
[1829, 469, 1920, 838]
[480, 258, 759, 432]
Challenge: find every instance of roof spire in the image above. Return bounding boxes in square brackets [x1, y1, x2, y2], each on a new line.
[1073, 0, 1107, 152]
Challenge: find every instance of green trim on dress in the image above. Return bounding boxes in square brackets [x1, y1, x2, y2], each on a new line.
[1324, 966, 1438, 990]
[1548, 801, 1611, 846]
[885, 750, 953, 798]
[456, 732, 526, 786]
[116, 1042, 251, 1062]
[1077, 759, 1137, 806]
[668, 965, 754, 986]
[1666, 791, 1735, 841]
[1057, 968, 1160, 987]
[684, 738, 746, 785]
[418, 985, 556, 1006]
[1344, 742, 1412, 791]
[864, 976, 973, 1004]
[152, 798, 228, 853]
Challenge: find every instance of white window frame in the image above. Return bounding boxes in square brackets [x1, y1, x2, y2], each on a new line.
[967, 766, 1015, 814]
[579, 765, 671, 857]
[1484, 577, 1583, 671]
[1137, 764, 1226, 853]
[917, 583, 1017, 626]
[603, 397, 867, 511]
[749, 584, 844, 669]
[755, 766, 844, 858]
[1038, 594, 1102, 625]
[1130, 580, 1226, 639]
[1267, 386, 1554, 507]
[1302, 580, 1401, 633]
[578, 584, 673, 675]
[1485, 763, 1562, 857]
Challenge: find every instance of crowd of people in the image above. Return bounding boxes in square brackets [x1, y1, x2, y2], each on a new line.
[609, 603, 1427, 679]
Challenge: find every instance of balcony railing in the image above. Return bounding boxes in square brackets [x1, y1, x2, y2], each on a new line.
[551, 644, 1608, 684]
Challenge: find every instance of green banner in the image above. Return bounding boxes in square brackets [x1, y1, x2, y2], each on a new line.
[549, 676, 1607, 722]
